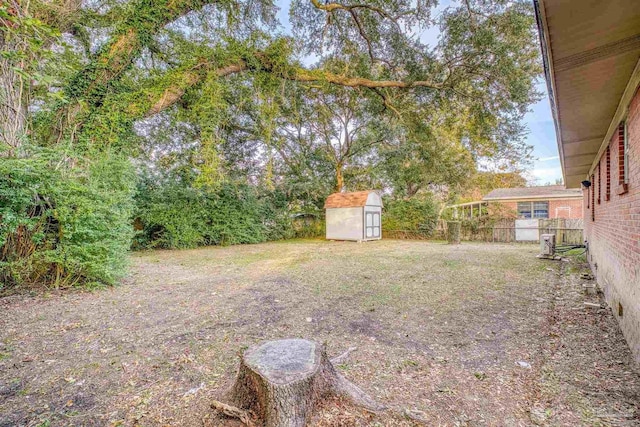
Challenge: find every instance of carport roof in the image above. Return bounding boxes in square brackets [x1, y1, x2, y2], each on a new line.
[483, 185, 582, 201]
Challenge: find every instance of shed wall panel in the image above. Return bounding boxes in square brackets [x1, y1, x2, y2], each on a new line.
[326, 207, 364, 241]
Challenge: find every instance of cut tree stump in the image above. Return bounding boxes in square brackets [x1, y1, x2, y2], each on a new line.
[222, 338, 384, 427]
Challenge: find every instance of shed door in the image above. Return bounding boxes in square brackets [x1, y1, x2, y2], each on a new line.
[365, 212, 381, 239]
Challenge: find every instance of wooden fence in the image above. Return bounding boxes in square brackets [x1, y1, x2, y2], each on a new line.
[538, 218, 584, 245]
[386, 218, 584, 244]
[383, 230, 433, 240]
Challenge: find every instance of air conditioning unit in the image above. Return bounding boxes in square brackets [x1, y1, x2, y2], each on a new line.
[539, 234, 556, 257]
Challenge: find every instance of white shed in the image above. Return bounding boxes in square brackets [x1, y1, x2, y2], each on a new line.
[324, 191, 383, 241]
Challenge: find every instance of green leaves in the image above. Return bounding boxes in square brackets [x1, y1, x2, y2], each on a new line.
[1, 0, 545, 290]
[133, 181, 292, 249]
[383, 196, 440, 234]
[0, 148, 136, 288]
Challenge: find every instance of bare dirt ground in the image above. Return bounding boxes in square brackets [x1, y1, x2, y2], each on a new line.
[1, 240, 639, 426]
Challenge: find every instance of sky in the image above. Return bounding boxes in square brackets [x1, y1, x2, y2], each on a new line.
[523, 82, 563, 185]
[274, 0, 563, 186]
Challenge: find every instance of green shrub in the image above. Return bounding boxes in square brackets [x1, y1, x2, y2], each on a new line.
[382, 196, 440, 235]
[133, 184, 208, 249]
[0, 149, 136, 289]
[259, 189, 295, 242]
[134, 182, 294, 249]
[291, 214, 324, 238]
[203, 184, 269, 246]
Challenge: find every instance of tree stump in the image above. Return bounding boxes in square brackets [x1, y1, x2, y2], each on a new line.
[225, 339, 384, 427]
[447, 220, 461, 244]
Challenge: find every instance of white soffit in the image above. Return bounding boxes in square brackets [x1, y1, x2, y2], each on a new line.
[536, 0, 640, 188]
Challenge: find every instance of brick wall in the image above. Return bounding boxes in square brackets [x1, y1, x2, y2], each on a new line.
[549, 199, 583, 218]
[493, 199, 583, 219]
[584, 88, 640, 361]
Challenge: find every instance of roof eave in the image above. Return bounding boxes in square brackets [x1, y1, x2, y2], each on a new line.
[587, 60, 640, 178]
[534, 0, 640, 188]
[533, 0, 567, 186]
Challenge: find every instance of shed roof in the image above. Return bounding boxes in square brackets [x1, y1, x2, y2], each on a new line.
[483, 185, 582, 201]
[324, 191, 379, 208]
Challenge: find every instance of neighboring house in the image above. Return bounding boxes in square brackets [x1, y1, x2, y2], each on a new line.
[483, 185, 583, 219]
[535, 0, 640, 359]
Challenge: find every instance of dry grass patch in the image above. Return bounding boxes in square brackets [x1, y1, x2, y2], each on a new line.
[0, 240, 637, 426]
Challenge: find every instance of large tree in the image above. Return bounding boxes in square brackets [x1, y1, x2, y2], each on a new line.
[2, 0, 541, 157]
[0, 0, 542, 287]
[269, 80, 390, 193]
[457, 170, 529, 202]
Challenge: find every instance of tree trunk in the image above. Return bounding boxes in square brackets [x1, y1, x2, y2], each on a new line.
[224, 339, 384, 427]
[406, 182, 419, 198]
[0, 61, 27, 156]
[447, 220, 461, 244]
[335, 165, 344, 193]
[0, 21, 28, 156]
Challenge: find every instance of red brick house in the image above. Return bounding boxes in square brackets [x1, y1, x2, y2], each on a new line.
[483, 185, 583, 219]
[535, 0, 640, 359]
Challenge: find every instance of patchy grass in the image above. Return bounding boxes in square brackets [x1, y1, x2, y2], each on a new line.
[0, 240, 638, 426]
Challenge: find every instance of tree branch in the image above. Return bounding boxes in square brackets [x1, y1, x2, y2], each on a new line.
[147, 61, 248, 116]
[348, 9, 375, 63]
[49, 0, 217, 143]
[144, 55, 447, 117]
[291, 68, 445, 89]
[369, 87, 401, 119]
[310, 0, 393, 20]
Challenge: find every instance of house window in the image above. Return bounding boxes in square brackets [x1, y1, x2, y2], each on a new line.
[591, 173, 595, 221]
[618, 121, 629, 194]
[533, 201, 549, 218]
[606, 145, 611, 201]
[517, 201, 549, 219]
[517, 202, 532, 218]
[597, 160, 601, 204]
[624, 122, 629, 184]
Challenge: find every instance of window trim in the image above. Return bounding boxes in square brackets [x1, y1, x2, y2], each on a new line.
[597, 159, 601, 204]
[624, 121, 629, 184]
[517, 201, 532, 218]
[591, 173, 595, 221]
[605, 145, 611, 201]
[532, 201, 549, 219]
